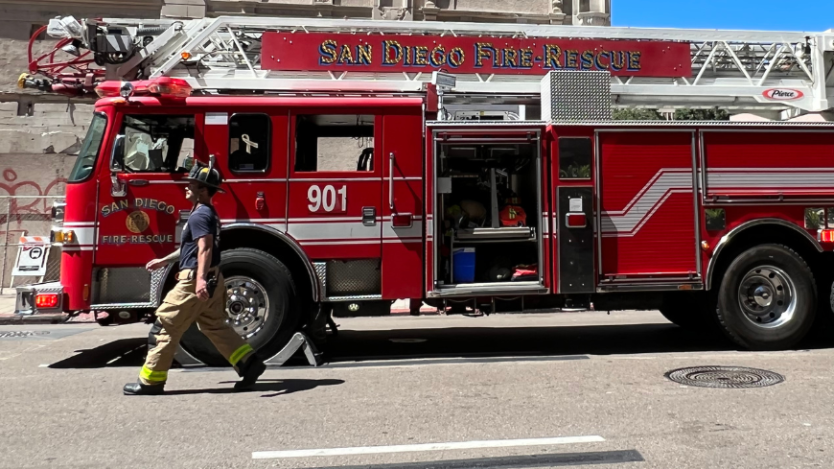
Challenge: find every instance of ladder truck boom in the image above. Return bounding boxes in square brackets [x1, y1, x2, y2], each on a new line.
[19, 15, 834, 116]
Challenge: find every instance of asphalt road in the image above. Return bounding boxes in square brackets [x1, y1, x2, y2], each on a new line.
[2, 311, 834, 469]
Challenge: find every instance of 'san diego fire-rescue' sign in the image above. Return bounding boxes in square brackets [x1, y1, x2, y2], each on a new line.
[261, 32, 691, 77]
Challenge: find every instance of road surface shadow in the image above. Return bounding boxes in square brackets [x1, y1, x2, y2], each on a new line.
[49, 338, 148, 368]
[322, 323, 834, 363]
[45, 322, 834, 369]
[162, 378, 344, 397]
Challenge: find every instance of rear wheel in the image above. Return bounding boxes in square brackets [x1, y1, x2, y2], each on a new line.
[179, 248, 301, 367]
[716, 244, 816, 350]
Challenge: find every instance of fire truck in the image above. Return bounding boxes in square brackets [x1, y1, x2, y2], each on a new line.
[12, 15, 834, 365]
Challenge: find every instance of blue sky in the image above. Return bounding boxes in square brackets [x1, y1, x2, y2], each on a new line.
[612, 0, 834, 32]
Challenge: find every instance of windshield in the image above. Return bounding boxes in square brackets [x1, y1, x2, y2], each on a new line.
[68, 113, 108, 183]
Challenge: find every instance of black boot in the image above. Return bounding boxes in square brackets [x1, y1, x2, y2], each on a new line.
[234, 355, 266, 391]
[123, 381, 165, 396]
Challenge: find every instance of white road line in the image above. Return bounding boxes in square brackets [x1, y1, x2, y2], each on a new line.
[252, 435, 605, 460]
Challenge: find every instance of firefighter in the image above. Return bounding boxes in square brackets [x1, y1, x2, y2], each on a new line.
[123, 163, 266, 395]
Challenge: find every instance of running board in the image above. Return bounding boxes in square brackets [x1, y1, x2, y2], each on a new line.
[174, 332, 323, 368]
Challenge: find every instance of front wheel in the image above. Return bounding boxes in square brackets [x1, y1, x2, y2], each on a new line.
[179, 248, 301, 367]
[716, 244, 816, 350]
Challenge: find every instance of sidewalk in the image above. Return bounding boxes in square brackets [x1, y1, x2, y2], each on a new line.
[0, 293, 15, 316]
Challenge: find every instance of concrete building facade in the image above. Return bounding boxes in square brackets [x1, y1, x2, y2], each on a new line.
[160, 0, 611, 26]
[0, 0, 610, 284]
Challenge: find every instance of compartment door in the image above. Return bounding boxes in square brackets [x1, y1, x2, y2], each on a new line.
[598, 131, 699, 283]
[558, 186, 595, 293]
[550, 133, 596, 294]
[425, 123, 548, 297]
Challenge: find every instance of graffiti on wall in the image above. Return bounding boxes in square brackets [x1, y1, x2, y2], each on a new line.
[0, 168, 66, 243]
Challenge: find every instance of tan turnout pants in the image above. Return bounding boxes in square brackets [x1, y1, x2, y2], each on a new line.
[139, 269, 254, 385]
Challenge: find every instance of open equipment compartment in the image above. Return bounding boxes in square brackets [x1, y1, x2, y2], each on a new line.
[430, 124, 547, 296]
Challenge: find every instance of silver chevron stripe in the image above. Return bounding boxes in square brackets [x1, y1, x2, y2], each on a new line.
[707, 169, 834, 189]
[602, 170, 692, 235]
[602, 167, 834, 238]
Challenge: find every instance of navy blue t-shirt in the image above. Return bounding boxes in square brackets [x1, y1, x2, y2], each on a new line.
[179, 204, 221, 270]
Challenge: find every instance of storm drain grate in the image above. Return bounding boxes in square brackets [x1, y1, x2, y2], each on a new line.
[0, 331, 50, 339]
[665, 366, 784, 389]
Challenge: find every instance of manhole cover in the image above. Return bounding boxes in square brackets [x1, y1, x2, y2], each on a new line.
[665, 366, 784, 389]
[0, 330, 50, 339]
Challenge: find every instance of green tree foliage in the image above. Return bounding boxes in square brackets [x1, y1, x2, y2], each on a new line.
[673, 108, 730, 121]
[612, 108, 662, 120]
[612, 108, 730, 121]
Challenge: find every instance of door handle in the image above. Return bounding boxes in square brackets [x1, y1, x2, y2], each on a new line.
[128, 179, 149, 187]
[389, 152, 395, 210]
[362, 207, 376, 226]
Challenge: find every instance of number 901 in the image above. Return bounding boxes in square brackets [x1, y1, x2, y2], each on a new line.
[308, 185, 347, 213]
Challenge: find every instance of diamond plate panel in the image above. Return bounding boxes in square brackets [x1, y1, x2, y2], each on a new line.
[326, 259, 381, 296]
[149, 267, 166, 304]
[314, 261, 327, 294]
[92, 267, 152, 305]
[541, 70, 612, 122]
[43, 246, 62, 282]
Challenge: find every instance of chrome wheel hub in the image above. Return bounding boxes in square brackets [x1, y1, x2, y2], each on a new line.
[225, 276, 269, 339]
[737, 266, 796, 329]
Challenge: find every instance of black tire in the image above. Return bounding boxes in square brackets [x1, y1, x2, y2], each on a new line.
[658, 292, 718, 332]
[716, 244, 816, 350]
[805, 272, 834, 340]
[179, 248, 301, 367]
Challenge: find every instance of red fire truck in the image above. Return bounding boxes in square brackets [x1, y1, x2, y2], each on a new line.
[13, 15, 834, 364]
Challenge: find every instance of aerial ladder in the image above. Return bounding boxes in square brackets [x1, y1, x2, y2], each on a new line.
[20, 15, 834, 120]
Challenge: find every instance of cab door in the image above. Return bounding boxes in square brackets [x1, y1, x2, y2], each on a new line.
[199, 110, 289, 231]
[381, 112, 424, 300]
[287, 112, 383, 299]
[96, 112, 200, 267]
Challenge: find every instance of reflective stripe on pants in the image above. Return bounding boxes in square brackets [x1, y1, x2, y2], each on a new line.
[139, 273, 254, 385]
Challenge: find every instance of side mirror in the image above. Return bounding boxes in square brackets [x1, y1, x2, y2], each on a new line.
[110, 135, 127, 197]
[110, 134, 125, 171]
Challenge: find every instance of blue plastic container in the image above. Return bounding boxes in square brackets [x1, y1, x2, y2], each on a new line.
[453, 248, 476, 283]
